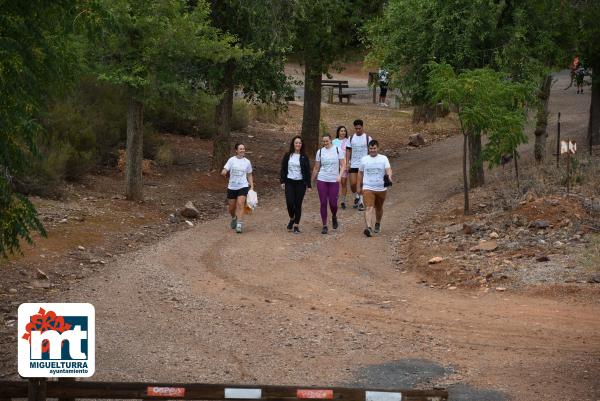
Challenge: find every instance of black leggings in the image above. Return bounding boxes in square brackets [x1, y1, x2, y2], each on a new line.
[285, 179, 307, 224]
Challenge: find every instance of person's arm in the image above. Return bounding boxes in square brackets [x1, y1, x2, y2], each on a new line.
[337, 155, 345, 183]
[221, 158, 231, 177]
[311, 161, 320, 183]
[345, 147, 352, 171]
[385, 167, 392, 182]
[357, 170, 364, 194]
[247, 173, 254, 190]
[221, 168, 228, 177]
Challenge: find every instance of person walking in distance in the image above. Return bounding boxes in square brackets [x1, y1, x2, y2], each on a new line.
[221, 143, 254, 233]
[280, 136, 312, 234]
[346, 119, 372, 211]
[378, 68, 389, 106]
[312, 134, 345, 234]
[333, 126, 350, 209]
[358, 140, 392, 237]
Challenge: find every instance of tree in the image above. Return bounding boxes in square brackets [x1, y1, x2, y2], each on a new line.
[0, 1, 80, 257]
[428, 63, 533, 214]
[293, 0, 383, 156]
[577, 1, 600, 149]
[208, 0, 294, 170]
[88, 0, 234, 200]
[366, 0, 572, 184]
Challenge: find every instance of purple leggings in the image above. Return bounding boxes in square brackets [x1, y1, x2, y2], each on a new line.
[316, 180, 339, 225]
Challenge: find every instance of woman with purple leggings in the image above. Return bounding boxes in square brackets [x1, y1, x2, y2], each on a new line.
[312, 134, 346, 234]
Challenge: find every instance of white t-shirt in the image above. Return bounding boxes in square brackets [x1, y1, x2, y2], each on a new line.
[347, 134, 372, 168]
[359, 154, 390, 191]
[316, 146, 344, 182]
[287, 153, 302, 180]
[223, 156, 252, 190]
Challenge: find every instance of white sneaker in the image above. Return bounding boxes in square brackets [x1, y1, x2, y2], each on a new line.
[235, 222, 243, 233]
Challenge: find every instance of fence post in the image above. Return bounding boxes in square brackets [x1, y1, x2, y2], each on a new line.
[58, 378, 76, 401]
[556, 112, 561, 168]
[28, 378, 46, 401]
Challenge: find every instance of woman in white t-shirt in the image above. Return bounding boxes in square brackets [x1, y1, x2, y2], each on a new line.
[311, 134, 345, 234]
[334, 126, 350, 209]
[221, 143, 254, 233]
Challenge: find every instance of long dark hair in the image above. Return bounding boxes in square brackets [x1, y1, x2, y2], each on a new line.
[336, 125, 348, 139]
[287, 135, 305, 156]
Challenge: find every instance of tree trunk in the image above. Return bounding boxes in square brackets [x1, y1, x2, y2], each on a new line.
[463, 133, 469, 215]
[589, 66, 600, 151]
[468, 130, 484, 188]
[412, 103, 437, 124]
[301, 59, 322, 157]
[212, 61, 236, 170]
[125, 97, 144, 201]
[534, 74, 552, 162]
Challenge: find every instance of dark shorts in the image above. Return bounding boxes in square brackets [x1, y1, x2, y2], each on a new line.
[227, 187, 249, 199]
[349, 168, 359, 174]
[379, 85, 388, 97]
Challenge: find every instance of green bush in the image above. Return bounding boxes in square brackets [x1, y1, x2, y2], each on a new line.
[232, 99, 251, 130]
[254, 103, 283, 124]
[155, 144, 174, 166]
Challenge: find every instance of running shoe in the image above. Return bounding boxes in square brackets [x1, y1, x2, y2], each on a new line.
[321, 226, 328, 234]
[332, 216, 339, 230]
[287, 219, 294, 231]
[363, 227, 372, 237]
[353, 197, 360, 208]
[374, 223, 381, 233]
[340, 201, 347, 209]
[235, 222, 243, 233]
[230, 217, 237, 229]
[293, 226, 301, 235]
[358, 203, 365, 211]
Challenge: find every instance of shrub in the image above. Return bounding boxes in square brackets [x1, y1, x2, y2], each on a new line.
[232, 99, 251, 130]
[155, 144, 174, 166]
[254, 103, 284, 124]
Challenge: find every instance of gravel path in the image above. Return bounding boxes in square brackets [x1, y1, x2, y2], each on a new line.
[9, 70, 598, 400]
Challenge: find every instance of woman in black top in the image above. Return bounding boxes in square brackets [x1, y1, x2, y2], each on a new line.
[280, 135, 312, 234]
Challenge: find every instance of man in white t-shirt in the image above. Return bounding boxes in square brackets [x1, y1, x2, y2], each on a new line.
[357, 139, 392, 237]
[345, 119, 372, 211]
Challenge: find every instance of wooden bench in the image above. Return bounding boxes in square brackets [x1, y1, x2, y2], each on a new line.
[321, 79, 356, 103]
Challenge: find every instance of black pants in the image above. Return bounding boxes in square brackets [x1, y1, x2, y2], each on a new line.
[285, 179, 307, 224]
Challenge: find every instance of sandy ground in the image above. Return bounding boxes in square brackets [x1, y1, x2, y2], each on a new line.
[2, 71, 599, 401]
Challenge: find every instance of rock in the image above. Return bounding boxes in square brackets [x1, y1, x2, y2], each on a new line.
[526, 192, 535, 202]
[59, 218, 68, 224]
[495, 287, 507, 292]
[168, 213, 178, 224]
[408, 133, 426, 147]
[77, 245, 85, 251]
[489, 232, 499, 239]
[536, 255, 550, 262]
[36, 269, 49, 280]
[553, 241, 564, 248]
[455, 244, 465, 252]
[428, 256, 444, 264]
[588, 275, 600, 283]
[448, 286, 457, 290]
[529, 220, 550, 229]
[185, 220, 194, 227]
[33, 281, 51, 289]
[181, 201, 199, 218]
[470, 240, 498, 252]
[445, 224, 463, 234]
[8, 288, 17, 294]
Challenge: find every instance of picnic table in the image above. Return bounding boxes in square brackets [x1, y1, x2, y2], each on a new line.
[321, 79, 356, 103]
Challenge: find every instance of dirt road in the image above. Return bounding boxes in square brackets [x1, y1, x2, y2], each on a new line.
[15, 71, 600, 400]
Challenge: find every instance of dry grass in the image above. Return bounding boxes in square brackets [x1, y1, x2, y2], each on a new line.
[579, 233, 600, 273]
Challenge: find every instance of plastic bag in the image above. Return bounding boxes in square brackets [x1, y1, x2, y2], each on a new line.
[246, 189, 258, 210]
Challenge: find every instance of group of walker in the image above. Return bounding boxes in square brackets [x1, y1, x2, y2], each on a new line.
[221, 119, 392, 237]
